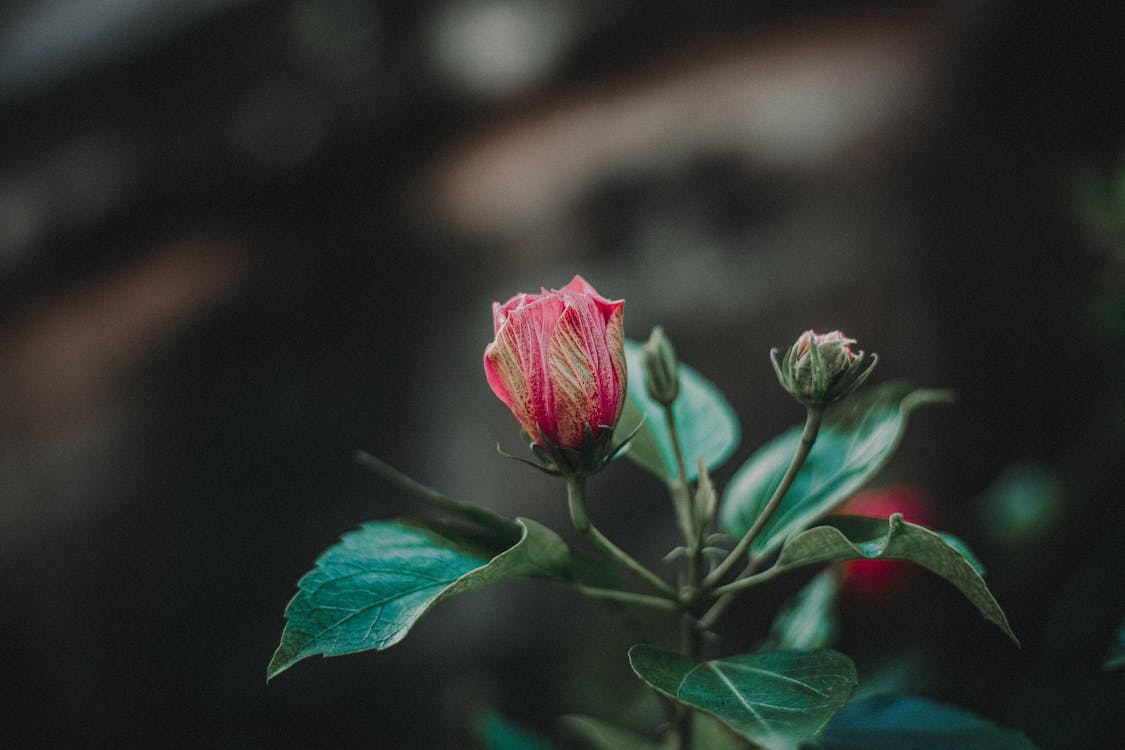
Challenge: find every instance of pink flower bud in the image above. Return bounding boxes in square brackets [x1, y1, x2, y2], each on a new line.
[484, 275, 626, 451]
[793, 330, 856, 376]
[772, 329, 875, 407]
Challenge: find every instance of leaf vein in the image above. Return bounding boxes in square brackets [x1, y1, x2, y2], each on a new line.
[707, 663, 772, 732]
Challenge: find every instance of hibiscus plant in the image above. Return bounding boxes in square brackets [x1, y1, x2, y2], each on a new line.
[268, 276, 1035, 749]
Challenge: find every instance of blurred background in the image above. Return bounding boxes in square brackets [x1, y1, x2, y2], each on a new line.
[2, 0, 1123, 747]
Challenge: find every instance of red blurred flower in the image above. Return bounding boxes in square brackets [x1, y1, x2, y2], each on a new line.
[834, 485, 937, 604]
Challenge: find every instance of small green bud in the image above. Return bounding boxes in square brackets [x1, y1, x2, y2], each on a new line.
[771, 329, 878, 407]
[642, 326, 680, 406]
[694, 460, 717, 529]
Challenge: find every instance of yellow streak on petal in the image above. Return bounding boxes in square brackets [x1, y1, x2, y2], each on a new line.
[547, 306, 600, 449]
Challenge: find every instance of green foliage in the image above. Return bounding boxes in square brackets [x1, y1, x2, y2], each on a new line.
[562, 712, 748, 750]
[628, 645, 857, 750]
[614, 339, 740, 481]
[720, 383, 951, 558]
[562, 715, 660, 750]
[765, 568, 840, 651]
[1105, 618, 1125, 670]
[775, 515, 1016, 644]
[690, 713, 753, 749]
[810, 694, 1039, 749]
[479, 712, 557, 750]
[267, 517, 571, 679]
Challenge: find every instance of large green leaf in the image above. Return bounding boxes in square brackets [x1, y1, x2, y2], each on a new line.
[267, 517, 571, 679]
[628, 645, 857, 750]
[774, 514, 1017, 645]
[691, 713, 753, 750]
[809, 694, 1039, 749]
[613, 338, 740, 481]
[765, 568, 840, 651]
[720, 383, 950, 558]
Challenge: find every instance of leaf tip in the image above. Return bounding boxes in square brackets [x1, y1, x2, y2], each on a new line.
[265, 658, 288, 682]
[902, 387, 955, 412]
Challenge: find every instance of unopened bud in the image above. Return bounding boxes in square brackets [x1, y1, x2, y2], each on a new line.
[771, 329, 877, 407]
[642, 326, 680, 406]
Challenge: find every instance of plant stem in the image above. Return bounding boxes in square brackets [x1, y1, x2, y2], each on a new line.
[572, 584, 679, 610]
[354, 450, 509, 530]
[566, 476, 677, 598]
[664, 405, 702, 595]
[710, 564, 785, 598]
[662, 405, 703, 750]
[695, 559, 754, 631]
[701, 407, 823, 591]
[673, 612, 699, 749]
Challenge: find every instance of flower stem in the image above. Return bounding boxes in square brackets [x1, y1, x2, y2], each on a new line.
[566, 476, 676, 598]
[661, 405, 704, 750]
[697, 557, 788, 632]
[701, 406, 823, 591]
[572, 584, 679, 610]
[663, 405, 701, 586]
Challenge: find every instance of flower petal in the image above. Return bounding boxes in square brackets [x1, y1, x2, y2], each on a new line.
[484, 276, 626, 452]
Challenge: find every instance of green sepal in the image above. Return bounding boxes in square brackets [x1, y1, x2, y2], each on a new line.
[641, 325, 681, 407]
[506, 423, 623, 478]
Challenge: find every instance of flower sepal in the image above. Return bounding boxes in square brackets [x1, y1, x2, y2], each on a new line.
[502, 422, 638, 478]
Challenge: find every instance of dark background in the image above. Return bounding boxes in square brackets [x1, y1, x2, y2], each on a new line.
[1, 0, 1123, 747]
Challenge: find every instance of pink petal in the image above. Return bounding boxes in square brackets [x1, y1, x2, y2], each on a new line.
[604, 302, 626, 416]
[545, 305, 599, 448]
[486, 297, 561, 441]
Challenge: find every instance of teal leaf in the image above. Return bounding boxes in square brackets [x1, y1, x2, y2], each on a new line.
[614, 338, 740, 481]
[775, 515, 1017, 645]
[691, 712, 753, 750]
[810, 694, 1039, 749]
[765, 568, 841, 651]
[1104, 618, 1125, 670]
[720, 383, 951, 558]
[628, 645, 857, 750]
[479, 712, 557, 750]
[562, 715, 659, 750]
[267, 517, 571, 679]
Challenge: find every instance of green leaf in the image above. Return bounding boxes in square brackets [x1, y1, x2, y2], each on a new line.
[628, 645, 857, 750]
[765, 568, 841, 651]
[614, 338, 740, 481]
[267, 517, 571, 679]
[809, 694, 1039, 749]
[479, 712, 557, 750]
[1104, 618, 1125, 670]
[691, 713, 753, 749]
[719, 383, 951, 558]
[775, 515, 1017, 645]
[562, 715, 659, 750]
